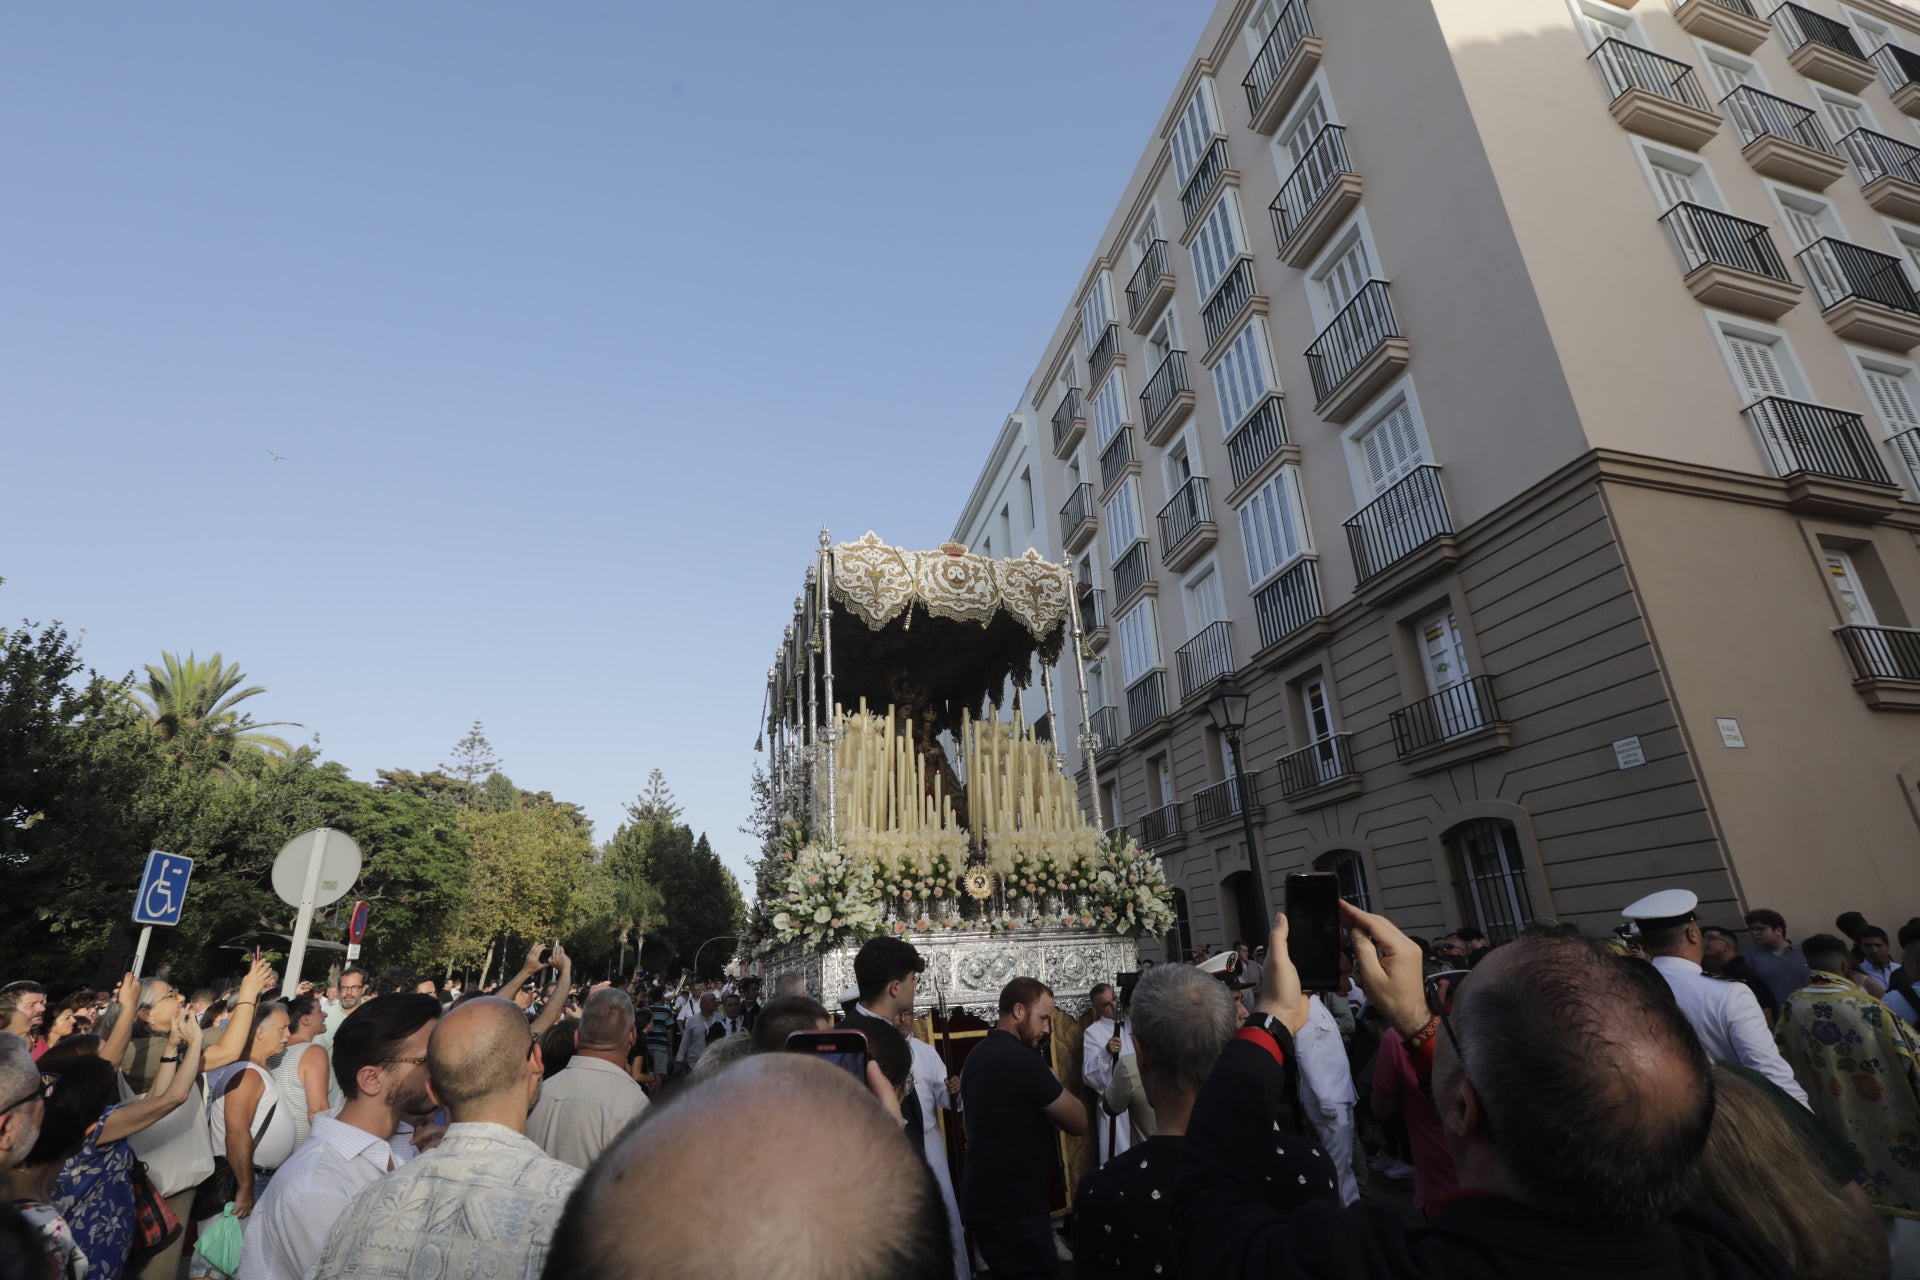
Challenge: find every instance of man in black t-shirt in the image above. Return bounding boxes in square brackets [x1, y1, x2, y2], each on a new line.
[959, 976, 1088, 1280]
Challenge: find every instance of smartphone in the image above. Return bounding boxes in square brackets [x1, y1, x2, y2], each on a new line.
[784, 1029, 869, 1082]
[538, 941, 555, 966]
[1285, 871, 1343, 992]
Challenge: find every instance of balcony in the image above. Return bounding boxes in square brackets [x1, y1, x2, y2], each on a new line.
[1873, 44, 1920, 118]
[1840, 128, 1920, 220]
[1135, 800, 1183, 851]
[1180, 137, 1232, 232]
[1078, 583, 1109, 649]
[1225, 396, 1292, 496]
[1742, 397, 1903, 516]
[1587, 38, 1721, 150]
[1140, 350, 1196, 445]
[1659, 202, 1802, 319]
[1175, 620, 1234, 701]
[1088, 705, 1120, 754]
[1834, 624, 1920, 709]
[1113, 538, 1153, 609]
[1275, 733, 1362, 807]
[1126, 239, 1176, 334]
[1244, 1, 1322, 134]
[1089, 322, 1122, 390]
[1891, 426, 1920, 498]
[1099, 426, 1139, 495]
[1306, 279, 1411, 423]
[1126, 669, 1171, 740]
[1670, 0, 1770, 54]
[1797, 238, 1920, 350]
[1193, 772, 1262, 828]
[1052, 387, 1086, 458]
[1157, 476, 1218, 572]
[1771, 3, 1876, 91]
[1253, 558, 1329, 664]
[1390, 676, 1511, 773]
[1343, 465, 1459, 603]
[1201, 258, 1261, 352]
[1720, 86, 1845, 189]
[1060, 482, 1098, 554]
[1270, 125, 1363, 267]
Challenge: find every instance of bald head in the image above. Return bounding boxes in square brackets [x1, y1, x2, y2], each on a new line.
[428, 996, 538, 1120]
[542, 1055, 949, 1280]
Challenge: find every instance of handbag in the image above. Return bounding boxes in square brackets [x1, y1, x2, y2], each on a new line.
[127, 1159, 183, 1264]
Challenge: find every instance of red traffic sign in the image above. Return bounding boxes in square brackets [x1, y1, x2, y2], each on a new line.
[347, 900, 371, 945]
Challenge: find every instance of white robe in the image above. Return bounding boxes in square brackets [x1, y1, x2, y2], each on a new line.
[907, 1036, 969, 1280]
[1080, 1016, 1135, 1163]
[1293, 996, 1359, 1205]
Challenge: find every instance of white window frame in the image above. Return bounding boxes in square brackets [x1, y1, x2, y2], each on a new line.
[1090, 368, 1129, 449]
[1181, 556, 1230, 637]
[1823, 545, 1881, 624]
[1105, 476, 1144, 561]
[1118, 598, 1162, 685]
[1567, 0, 1648, 52]
[1339, 377, 1436, 509]
[1170, 80, 1224, 188]
[1270, 73, 1338, 186]
[1244, 0, 1290, 57]
[1303, 209, 1384, 329]
[1690, 40, 1773, 97]
[1814, 85, 1879, 141]
[1763, 180, 1848, 248]
[1210, 315, 1279, 434]
[1080, 273, 1115, 355]
[1882, 217, 1920, 288]
[1842, 5, 1899, 54]
[1630, 139, 1729, 213]
[1146, 310, 1182, 367]
[1238, 464, 1314, 587]
[1190, 189, 1250, 301]
[1163, 424, 1206, 493]
[1845, 348, 1920, 435]
[1704, 312, 1815, 403]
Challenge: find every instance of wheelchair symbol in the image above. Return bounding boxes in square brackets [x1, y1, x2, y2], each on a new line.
[143, 873, 177, 921]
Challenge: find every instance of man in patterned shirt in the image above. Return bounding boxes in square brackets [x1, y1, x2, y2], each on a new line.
[312, 997, 581, 1280]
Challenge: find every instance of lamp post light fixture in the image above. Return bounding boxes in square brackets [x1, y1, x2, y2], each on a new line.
[1205, 680, 1269, 934]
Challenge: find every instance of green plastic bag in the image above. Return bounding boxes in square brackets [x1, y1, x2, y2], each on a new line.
[193, 1204, 244, 1276]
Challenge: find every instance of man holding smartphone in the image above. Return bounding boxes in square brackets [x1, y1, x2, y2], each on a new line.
[960, 976, 1088, 1280]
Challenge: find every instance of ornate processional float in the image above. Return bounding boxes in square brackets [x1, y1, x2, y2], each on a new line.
[749, 530, 1175, 1018]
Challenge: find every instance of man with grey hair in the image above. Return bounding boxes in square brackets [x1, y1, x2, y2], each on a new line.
[0, 1036, 44, 1173]
[1072, 963, 1236, 1277]
[525, 988, 651, 1169]
[772, 971, 807, 999]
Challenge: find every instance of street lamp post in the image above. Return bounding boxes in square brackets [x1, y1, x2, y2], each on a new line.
[1205, 681, 1268, 934]
[691, 935, 742, 980]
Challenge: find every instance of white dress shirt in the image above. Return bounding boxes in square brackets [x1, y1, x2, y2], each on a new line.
[1862, 958, 1903, 990]
[311, 1122, 582, 1280]
[525, 1055, 650, 1170]
[1650, 954, 1809, 1106]
[905, 1034, 968, 1280]
[1081, 1015, 1134, 1165]
[238, 1113, 396, 1280]
[1293, 995, 1359, 1205]
[677, 1012, 723, 1068]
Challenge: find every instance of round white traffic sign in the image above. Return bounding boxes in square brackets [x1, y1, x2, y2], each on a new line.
[271, 828, 362, 909]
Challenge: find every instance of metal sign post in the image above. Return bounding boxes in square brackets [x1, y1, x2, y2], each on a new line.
[130, 852, 194, 979]
[346, 900, 370, 964]
[272, 828, 363, 998]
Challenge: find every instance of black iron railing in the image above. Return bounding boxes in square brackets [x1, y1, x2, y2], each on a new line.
[1836, 624, 1920, 680]
[1176, 620, 1234, 699]
[1669, 0, 1759, 16]
[1051, 387, 1084, 451]
[1202, 258, 1257, 347]
[1587, 37, 1713, 110]
[1391, 676, 1501, 756]
[1275, 733, 1356, 797]
[1136, 801, 1182, 848]
[1243, 1, 1316, 119]
[1772, 2, 1867, 59]
[1344, 465, 1452, 583]
[1254, 557, 1324, 649]
[1100, 426, 1136, 491]
[1089, 706, 1119, 752]
[1113, 539, 1151, 603]
[1059, 482, 1096, 546]
[1089, 322, 1121, 388]
[1873, 43, 1920, 92]
[1306, 279, 1399, 402]
[1193, 772, 1259, 826]
[1659, 202, 1791, 281]
[1719, 85, 1835, 152]
[1743, 398, 1896, 485]
[1127, 669, 1168, 734]
[1126, 239, 1172, 324]
[1841, 127, 1920, 185]
[1158, 476, 1213, 558]
[1797, 237, 1920, 313]
[1180, 137, 1231, 230]
[1890, 426, 1920, 494]
[1271, 125, 1355, 247]
[1141, 350, 1192, 432]
[1226, 396, 1289, 487]
[1077, 583, 1107, 633]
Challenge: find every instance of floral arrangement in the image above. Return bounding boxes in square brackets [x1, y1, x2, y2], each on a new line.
[1083, 835, 1178, 938]
[772, 839, 884, 952]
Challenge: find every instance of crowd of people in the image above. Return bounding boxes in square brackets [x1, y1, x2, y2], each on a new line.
[1, 893, 1918, 1278]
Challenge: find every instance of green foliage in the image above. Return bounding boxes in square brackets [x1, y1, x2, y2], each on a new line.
[119, 651, 300, 761]
[629, 768, 683, 825]
[440, 720, 500, 794]
[443, 803, 594, 964]
[607, 793, 744, 977]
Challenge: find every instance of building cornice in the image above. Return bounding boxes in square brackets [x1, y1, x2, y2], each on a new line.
[1155, 58, 1218, 141]
[953, 414, 1028, 543]
[1844, 0, 1920, 40]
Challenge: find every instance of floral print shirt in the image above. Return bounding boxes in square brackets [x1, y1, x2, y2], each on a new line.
[53, 1104, 136, 1280]
[13, 1198, 89, 1279]
[1775, 971, 1920, 1218]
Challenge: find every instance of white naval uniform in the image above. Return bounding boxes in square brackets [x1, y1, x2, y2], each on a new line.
[1081, 1016, 1134, 1164]
[905, 1035, 968, 1280]
[1650, 955, 1808, 1106]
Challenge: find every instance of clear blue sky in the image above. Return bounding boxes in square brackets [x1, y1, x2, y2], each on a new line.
[0, 3, 1204, 884]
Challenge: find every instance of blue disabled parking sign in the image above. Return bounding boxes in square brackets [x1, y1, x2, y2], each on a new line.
[132, 851, 194, 927]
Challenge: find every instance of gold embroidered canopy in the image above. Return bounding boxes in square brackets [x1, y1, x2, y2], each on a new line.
[829, 532, 1075, 640]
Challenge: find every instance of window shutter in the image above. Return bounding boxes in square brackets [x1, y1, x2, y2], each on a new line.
[1284, 96, 1330, 164]
[1104, 478, 1140, 559]
[1822, 96, 1867, 139]
[1358, 402, 1425, 494]
[1726, 334, 1789, 400]
[1322, 238, 1373, 313]
[1080, 278, 1112, 353]
[1649, 159, 1700, 210]
[1211, 320, 1272, 429]
[1092, 373, 1126, 448]
[1191, 196, 1244, 299]
[1186, 567, 1227, 632]
[1865, 368, 1920, 431]
[1171, 87, 1218, 186]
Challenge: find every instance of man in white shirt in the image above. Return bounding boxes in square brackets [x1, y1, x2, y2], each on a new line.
[892, 1009, 967, 1280]
[1860, 926, 1903, 991]
[316, 968, 368, 1048]
[313, 998, 582, 1280]
[239, 993, 441, 1280]
[526, 989, 650, 1169]
[1081, 982, 1134, 1163]
[677, 993, 723, 1073]
[713, 993, 747, 1040]
[1623, 889, 1809, 1106]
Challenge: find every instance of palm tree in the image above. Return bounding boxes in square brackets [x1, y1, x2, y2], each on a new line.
[616, 879, 667, 979]
[120, 651, 300, 760]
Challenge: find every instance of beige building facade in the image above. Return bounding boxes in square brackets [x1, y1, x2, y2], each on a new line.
[964, 0, 1920, 954]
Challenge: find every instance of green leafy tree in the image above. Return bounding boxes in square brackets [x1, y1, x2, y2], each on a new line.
[119, 651, 299, 762]
[445, 802, 594, 971]
[440, 721, 501, 798]
[629, 769, 683, 825]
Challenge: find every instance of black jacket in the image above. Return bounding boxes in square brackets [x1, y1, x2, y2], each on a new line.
[1172, 1037, 1794, 1280]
